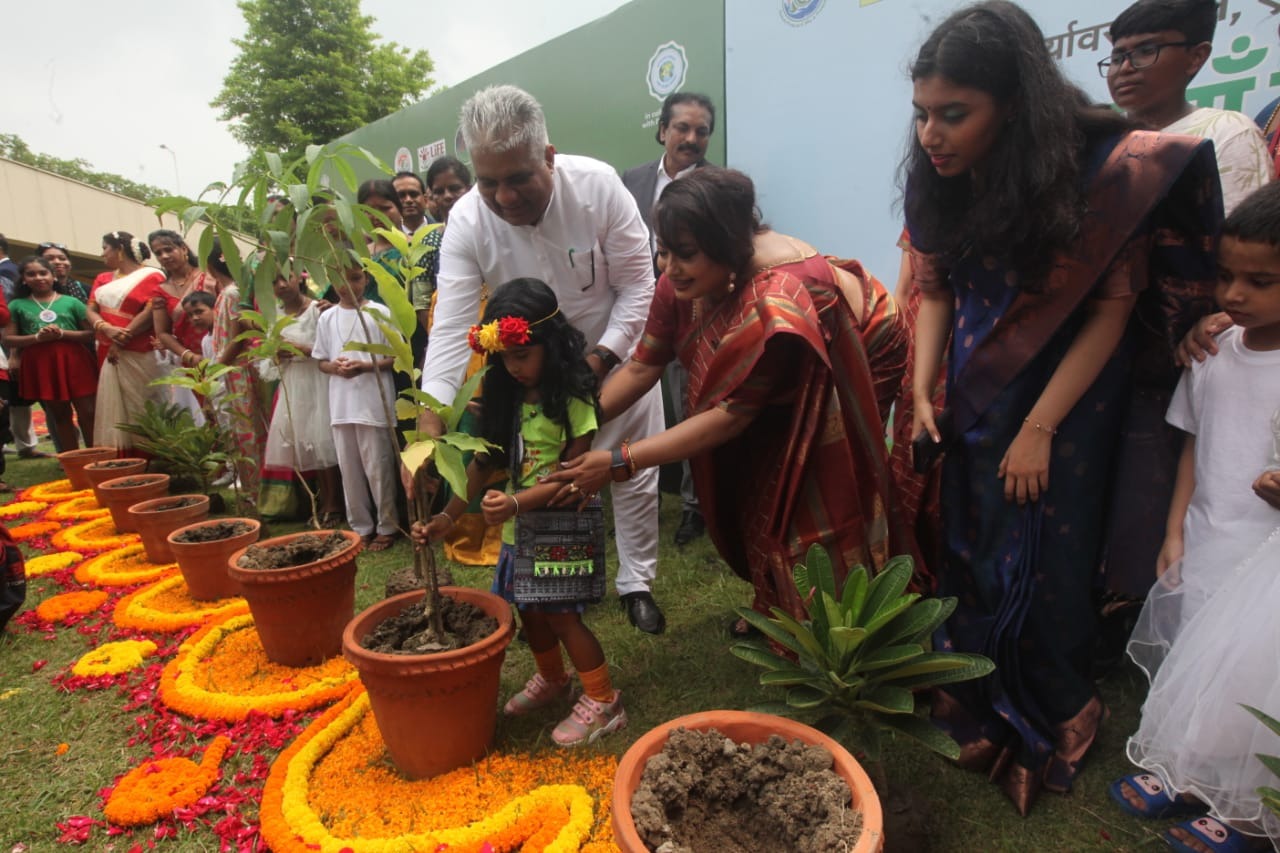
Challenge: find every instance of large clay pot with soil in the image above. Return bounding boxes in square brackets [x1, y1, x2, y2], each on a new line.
[228, 531, 362, 667]
[341, 587, 515, 780]
[127, 495, 211, 564]
[57, 446, 117, 490]
[612, 710, 884, 853]
[167, 518, 261, 601]
[97, 473, 171, 533]
[84, 458, 148, 504]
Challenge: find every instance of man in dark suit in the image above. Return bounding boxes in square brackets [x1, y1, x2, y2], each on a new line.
[621, 92, 716, 547]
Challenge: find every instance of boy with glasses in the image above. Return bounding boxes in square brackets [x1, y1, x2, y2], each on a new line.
[1103, 0, 1271, 214]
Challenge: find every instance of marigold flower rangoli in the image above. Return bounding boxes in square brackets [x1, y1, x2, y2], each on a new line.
[0, 500, 49, 519]
[113, 575, 249, 633]
[19, 479, 93, 503]
[72, 639, 158, 677]
[45, 496, 111, 522]
[102, 736, 231, 826]
[10, 520, 62, 541]
[25, 551, 84, 577]
[35, 590, 110, 624]
[54, 517, 140, 552]
[159, 614, 358, 722]
[75, 544, 177, 587]
[260, 689, 618, 853]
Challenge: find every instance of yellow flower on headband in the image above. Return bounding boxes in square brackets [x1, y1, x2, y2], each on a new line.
[478, 321, 503, 353]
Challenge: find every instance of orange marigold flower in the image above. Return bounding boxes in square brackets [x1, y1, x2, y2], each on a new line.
[18, 479, 93, 503]
[35, 590, 109, 624]
[74, 544, 176, 587]
[113, 575, 248, 633]
[10, 521, 62, 541]
[56, 743, 70, 756]
[102, 736, 230, 827]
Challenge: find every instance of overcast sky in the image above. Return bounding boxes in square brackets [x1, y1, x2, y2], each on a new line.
[5, 0, 628, 198]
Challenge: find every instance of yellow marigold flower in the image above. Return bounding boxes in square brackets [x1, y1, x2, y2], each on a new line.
[25, 551, 84, 577]
[478, 320, 503, 353]
[113, 576, 248, 633]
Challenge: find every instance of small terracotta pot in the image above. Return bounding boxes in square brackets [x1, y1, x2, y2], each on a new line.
[168, 518, 260, 601]
[84, 458, 148, 505]
[342, 587, 515, 780]
[612, 710, 884, 853]
[97, 473, 171, 533]
[228, 530, 362, 667]
[127, 495, 211, 564]
[57, 446, 117, 490]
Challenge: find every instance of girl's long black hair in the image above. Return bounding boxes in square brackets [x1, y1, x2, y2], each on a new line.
[900, 0, 1132, 286]
[13, 256, 54, 300]
[477, 278, 598, 467]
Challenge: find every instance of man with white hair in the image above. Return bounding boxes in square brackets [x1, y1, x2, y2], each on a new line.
[418, 85, 667, 634]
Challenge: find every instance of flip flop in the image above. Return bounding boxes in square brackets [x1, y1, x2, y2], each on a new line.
[1164, 816, 1267, 853]
[367, 534, 398, 553]
[1108, 773, 1205, 820]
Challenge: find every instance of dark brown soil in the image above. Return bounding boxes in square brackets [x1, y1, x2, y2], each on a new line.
[236, 532, 351, 570]
[173, 521, 254, 543]
[104, 478, 157, 489]
[89, 459, 141, 469]
[631, 727, 861, 853]
[359, 595, 497, 655]
[384, 564, 454, 598]
[137, 497, 203, 512]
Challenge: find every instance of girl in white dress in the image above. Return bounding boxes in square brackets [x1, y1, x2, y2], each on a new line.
[1113, 183, 1280, 853]
[262, 274, 343, 526]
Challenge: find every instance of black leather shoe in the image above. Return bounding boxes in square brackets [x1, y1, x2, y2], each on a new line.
[673, 510, 705, 546]
[620, 591, 666, 634]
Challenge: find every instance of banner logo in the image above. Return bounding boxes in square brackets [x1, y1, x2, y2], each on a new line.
[780, 0, 826, 25]
[646, 41, 688, 101]
[394, 147, 414, 173]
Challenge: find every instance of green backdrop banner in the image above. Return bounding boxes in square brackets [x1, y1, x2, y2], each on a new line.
[335, 0, 725, 181]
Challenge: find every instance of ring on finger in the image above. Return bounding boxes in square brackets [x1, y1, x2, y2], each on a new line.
[568, 483, 580, 493]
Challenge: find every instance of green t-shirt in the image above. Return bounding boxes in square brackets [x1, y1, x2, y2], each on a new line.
[503, 395, 599, 544]
[9, 294, 87, 335]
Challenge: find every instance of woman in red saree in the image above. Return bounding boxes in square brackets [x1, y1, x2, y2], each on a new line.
[85, 231, 166, 451]
[548, 167, 913, 620]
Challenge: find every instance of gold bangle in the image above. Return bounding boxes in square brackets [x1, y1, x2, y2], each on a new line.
[510, 494, 520, 516]
[433, 512, 455, 527]
[1023, 417, 1058, 436]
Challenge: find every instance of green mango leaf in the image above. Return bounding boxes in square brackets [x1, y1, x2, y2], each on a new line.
[305, 144, 323, 166]
[854, 686, 914, 715]
[729, 640, 790, 672]
[401, 439, 436, 477]
[395, 398, 419, 422]
[840, 565, 869, 623]
[446, 369, 487, 431]
[433, 441, 468, 499]
[879, 713, 962, 760]
[859, 644, 924, 672]
[785, 685, 830, 710]
[196, 228, 216, 283]
[180, 205, 208, 232]
[734, 608, 806, 659]
[365, 262, 416, 341]
[439, 432, 497, 455]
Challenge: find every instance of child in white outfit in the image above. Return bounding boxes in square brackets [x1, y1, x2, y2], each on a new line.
[312, 263, 399, 550]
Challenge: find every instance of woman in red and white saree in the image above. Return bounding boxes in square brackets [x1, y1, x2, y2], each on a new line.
[85, 231, 166, 451]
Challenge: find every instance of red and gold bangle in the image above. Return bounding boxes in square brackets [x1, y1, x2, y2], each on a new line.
[620, 440, 638, 477]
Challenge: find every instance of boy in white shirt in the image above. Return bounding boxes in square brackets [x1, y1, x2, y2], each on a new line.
[313, 263, 399, 550]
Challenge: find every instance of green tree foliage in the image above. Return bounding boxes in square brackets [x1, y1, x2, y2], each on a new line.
[0, 133, 165, 202]
[212, 0, 435, 157]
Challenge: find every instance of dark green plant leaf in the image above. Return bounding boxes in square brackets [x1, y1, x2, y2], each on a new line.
[786, 685, 830, 709]
[859, 644, 925, 672]
[879, 713, 962, 760]
[734, 608, 806, 659]
[854, 686, 914, 715]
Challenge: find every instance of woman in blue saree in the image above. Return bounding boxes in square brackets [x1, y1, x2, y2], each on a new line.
[905, 1, 1222, 814]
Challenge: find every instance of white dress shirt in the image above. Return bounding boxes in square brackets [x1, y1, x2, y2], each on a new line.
[648, 157, 698, 255]
[421, 153, 654, 403]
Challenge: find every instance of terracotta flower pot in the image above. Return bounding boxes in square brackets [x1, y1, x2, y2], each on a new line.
[127, 495, 211, 564]
[97, 473, 171, 533]
[228, 530, 362, 667]
[612, 710, 884, 853]
[342, 587, 515, 780]
[168, 518, 261, 601]
[84, 458, 148, 505]
[57, 446, 117, 490]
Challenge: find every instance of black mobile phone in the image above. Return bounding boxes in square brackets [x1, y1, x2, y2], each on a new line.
[911, 407, 955, 474]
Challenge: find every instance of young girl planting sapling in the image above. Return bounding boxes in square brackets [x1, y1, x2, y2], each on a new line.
[412, 279, 626, 746]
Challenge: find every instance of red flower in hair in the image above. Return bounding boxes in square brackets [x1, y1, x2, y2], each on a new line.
[497, 317, 531, 347]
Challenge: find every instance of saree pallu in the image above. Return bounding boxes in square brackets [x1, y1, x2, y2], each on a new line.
[673, 261, 907, 620]
[90, 268, 165, 366]
[94, 349, 166, 451]
[911, 132, 1222, 814]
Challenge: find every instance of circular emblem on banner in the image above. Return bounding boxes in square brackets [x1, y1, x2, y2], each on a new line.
[646, 41, 688, 101]
[393, 147, 413, 173]
[780, 0, 826, 25]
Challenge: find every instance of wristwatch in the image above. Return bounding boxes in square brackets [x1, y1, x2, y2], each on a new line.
[591, 346, 621, 371]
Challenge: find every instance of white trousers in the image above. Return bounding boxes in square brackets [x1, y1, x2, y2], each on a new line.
[593, 383, 663, 596]
[333, 423, 399, 537]
[10, 406, 37, 452]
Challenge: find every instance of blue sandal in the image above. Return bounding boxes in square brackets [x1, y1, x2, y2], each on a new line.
[1108, 773, 1205, 820]
[1164, 816, 1267, 853]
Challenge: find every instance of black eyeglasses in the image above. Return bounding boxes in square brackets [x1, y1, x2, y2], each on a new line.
[36, 241, 67, 252]
[1098, 41, 1192, 76]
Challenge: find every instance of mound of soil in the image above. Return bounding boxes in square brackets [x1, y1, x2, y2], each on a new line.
[103, 478, 157, 489]
[384, 565, 454, 598]
[236, 532, 350, 570]
[89, 459, 141, 469]
[173, 521, 254, 543]
[359, 595, 497, 655]
[137, 497, 203, 512]
[631, 727, 860, 853]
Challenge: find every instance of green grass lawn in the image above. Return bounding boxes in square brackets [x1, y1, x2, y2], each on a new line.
[0, 451, 1181, 852]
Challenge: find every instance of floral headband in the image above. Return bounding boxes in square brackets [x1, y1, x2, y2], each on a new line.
[468, 309, 559, 355]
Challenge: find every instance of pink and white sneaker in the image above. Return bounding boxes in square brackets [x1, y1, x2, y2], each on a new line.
[503, 672, 572, 716]
[551, 691, 628, 746]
